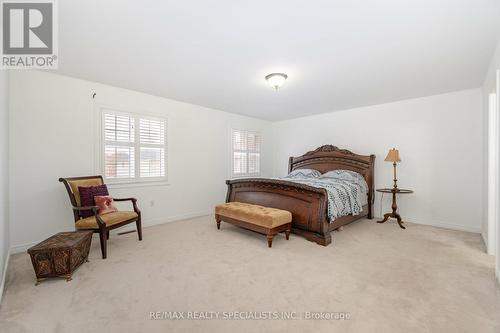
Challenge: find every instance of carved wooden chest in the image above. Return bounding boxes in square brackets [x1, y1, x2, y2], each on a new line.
[27, 231, 93, 285]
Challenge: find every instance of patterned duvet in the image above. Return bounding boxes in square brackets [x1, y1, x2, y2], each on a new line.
[276, 170, 368, 222]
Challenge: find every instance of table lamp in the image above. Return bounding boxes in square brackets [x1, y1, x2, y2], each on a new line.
[384, 148, 401, 189]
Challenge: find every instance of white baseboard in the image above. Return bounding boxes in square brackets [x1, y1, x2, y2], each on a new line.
[10, 241, 37, 254]
[0, 249, 11, 306]
[400, 217, 481, 234]
[481, 231, 496, 255]
[482, 231, 488, 248]
[11, 212, 481, 254]
[10, 210, 212, 254]
[111, 210, 211, 234]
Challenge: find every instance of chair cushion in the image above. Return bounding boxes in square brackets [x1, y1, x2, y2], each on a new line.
[75, 211, 138, 230]
[215, 202, 292, 228]
[78, 185, 109, 218]
[68, 178, 103, 206]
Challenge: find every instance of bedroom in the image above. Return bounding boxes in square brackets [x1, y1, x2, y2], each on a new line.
[0, 1, 500, 332]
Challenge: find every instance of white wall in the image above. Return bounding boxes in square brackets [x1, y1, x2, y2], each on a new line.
[482, 38, 500, 281]
[0, 69, 10, 304]
[6, 71, 487, 253]
[272, 89, 483, 233]
[482, 39, 500, 254]
[9, 71, 273, 251]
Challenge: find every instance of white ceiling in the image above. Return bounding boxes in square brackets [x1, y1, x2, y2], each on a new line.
[57, 0, 500, 121]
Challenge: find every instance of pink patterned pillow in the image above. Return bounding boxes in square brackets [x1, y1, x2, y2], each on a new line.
[94, 196, 118, 215]
[78, 185, 109, 218]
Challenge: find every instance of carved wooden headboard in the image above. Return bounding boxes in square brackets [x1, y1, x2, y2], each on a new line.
[288, 145, 376, 203]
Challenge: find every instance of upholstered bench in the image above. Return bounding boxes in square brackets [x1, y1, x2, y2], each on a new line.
[215, 202, 292, 247]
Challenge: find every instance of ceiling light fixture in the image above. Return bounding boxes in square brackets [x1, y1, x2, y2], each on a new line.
[265, 73, 288, 90]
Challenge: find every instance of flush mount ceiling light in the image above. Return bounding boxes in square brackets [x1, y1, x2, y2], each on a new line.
[265, 73, 288, 90]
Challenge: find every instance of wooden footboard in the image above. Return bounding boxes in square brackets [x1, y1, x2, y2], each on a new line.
[226, 179, 333, 245]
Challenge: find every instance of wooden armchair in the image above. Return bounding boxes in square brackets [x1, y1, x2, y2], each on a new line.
[59, 176, 142, 259]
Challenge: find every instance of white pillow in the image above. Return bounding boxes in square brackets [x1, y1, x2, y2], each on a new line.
[321, 170, 364, 182]
[321, 170, 368, 192]
[286, 169, 321, 178]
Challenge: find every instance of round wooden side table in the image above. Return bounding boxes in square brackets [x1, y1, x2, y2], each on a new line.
[376, 188, 413, 229]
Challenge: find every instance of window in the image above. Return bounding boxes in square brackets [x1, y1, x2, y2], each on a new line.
[102, 109, 167, 183]
[231, 129, 261, 177]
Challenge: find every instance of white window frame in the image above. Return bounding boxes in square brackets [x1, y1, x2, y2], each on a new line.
[230, 128, 261, 178]
[98, 106, 168, 185]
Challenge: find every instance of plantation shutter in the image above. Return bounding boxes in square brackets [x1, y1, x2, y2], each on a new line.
[103, 113, 135, 179]
[232, 129, 261, 176]
[102, 109, 167, 182]
[139, 118, 166, 178]
[247, 131, 261, 174]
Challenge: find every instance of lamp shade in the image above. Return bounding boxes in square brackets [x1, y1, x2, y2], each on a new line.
[384, 148, 401, 163]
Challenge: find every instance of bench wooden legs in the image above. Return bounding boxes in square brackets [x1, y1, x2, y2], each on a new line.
[267, 225, 291, 248]
[267, 234, 274, 248]
[215, 214, 221, 230]
[216, 214, 291, 248]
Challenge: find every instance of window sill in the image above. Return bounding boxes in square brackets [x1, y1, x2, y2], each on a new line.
[106, 181, 170, 189]
[230, 174, 261, 180]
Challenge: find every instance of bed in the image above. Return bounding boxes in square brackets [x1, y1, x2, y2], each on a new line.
[225, 145, 375, 246]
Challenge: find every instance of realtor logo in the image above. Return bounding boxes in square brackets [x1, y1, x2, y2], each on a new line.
[1, 0, 58, 69]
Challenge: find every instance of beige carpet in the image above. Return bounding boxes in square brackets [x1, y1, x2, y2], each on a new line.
[0, 216, 499, 333]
